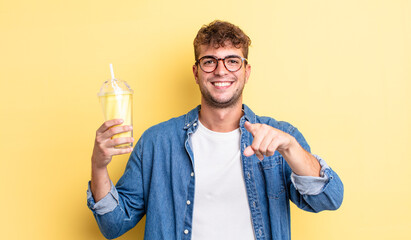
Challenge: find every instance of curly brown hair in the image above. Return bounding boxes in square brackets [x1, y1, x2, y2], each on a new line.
[193, 20, 251, 61]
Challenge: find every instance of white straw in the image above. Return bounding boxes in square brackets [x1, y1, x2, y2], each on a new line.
[109, 63, 115, 79]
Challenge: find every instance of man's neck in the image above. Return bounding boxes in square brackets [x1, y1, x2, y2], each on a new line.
[198, 100, 243, 132]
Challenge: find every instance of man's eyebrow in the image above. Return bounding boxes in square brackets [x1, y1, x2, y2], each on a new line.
[200, 54, 242, 59]
[225, 54, 241, 58]
[200, 55, 216, 59]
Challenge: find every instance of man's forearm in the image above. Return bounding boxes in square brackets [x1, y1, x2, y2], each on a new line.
[90, 164, 112, 202]
[280, 138, 321, 177]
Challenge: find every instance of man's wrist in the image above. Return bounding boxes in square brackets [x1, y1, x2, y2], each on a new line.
[278, 137, 321, 177]
[91, 161, 110, 186]
[278, 135, 299, 158]
[91, 163, 109, 181]
[91, 155, 110, 171]
[92, 162, 107, 172]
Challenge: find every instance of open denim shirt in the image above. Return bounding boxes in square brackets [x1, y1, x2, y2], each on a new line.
[87, 104, 344, 240]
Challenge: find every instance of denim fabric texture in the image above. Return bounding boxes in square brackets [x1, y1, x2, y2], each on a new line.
[87, 104, 344, 240]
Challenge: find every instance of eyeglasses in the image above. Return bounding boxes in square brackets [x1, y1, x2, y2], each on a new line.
[196, 55, 248, 73]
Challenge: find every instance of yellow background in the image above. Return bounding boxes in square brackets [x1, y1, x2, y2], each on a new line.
[1, 0, 410, 239]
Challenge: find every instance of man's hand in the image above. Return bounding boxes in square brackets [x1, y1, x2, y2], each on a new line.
[243, 121, 321, 177]
[243, 121, 293, 160]
[92, 119, 134, 169]
[90, 119, 134, 202]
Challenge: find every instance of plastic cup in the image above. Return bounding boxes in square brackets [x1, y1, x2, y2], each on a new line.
[98, 78, 133, 148]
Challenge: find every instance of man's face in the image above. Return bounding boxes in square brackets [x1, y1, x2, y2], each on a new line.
[193, 44, 251, 109]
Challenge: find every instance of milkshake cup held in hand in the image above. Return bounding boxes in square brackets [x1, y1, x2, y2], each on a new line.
[98, 64, 133, 148]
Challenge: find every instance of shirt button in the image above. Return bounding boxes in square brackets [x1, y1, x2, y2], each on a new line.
[191, 172, 194, 177]
[253, 201, 256, 207]
[186, 200, 191, 205]
[193, 123, 197, 126]
[184, 229, 189, 234]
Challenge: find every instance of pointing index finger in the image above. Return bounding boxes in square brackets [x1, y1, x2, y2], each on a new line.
[244, 121, 258, 136]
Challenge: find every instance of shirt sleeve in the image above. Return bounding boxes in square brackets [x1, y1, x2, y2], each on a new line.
[290, 154, 330, 195]
[86, 180, 119, 215]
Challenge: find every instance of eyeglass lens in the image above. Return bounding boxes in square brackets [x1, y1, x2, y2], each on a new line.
[199, 56, 243, 73]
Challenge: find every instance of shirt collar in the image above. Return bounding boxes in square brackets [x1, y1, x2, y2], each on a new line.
[183, 104, 256, 130]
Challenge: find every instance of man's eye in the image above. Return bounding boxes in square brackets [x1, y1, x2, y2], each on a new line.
[203, 59, 216, 65]
[226, 58, 240, 65]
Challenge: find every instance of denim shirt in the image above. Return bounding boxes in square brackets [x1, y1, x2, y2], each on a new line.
[87, 104, 344, 240]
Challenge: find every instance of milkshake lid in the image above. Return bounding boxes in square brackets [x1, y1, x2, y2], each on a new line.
[98, 78, 134, 96]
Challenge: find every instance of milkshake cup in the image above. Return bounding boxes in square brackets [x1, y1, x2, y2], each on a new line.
[98, 64, 133, 148]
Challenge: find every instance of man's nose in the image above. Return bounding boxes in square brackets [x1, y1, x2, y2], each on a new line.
[214, 59, 229, 75]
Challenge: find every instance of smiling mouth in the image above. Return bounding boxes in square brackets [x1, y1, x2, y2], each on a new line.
[212, 82, 233, 87]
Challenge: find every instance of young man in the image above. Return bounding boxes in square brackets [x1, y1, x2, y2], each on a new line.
[87, 20, 344, 240]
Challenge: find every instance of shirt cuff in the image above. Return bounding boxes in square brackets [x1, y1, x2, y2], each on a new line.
[290, 154, 330, 195]
[86, 180, 119, 215]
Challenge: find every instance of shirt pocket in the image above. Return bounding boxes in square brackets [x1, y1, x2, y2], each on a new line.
[259, 155, 285, 200]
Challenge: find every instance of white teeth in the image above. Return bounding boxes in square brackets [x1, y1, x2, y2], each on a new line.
[213, 82, 231, 87]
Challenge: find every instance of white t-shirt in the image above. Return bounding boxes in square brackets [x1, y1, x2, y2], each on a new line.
[190, 120, 255, 240]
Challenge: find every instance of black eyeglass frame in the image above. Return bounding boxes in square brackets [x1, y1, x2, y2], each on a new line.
[195, 55, 248, 73]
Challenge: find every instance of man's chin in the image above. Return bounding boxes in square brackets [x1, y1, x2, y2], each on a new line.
[199, 87, 243, 109]
[204, 97, 241, 109]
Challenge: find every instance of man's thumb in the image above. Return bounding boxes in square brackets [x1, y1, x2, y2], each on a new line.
[243, 146, 255, 157]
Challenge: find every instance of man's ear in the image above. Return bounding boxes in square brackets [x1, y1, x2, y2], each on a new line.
[193, 64, 199, 84]
[245, 63, 251, 84]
